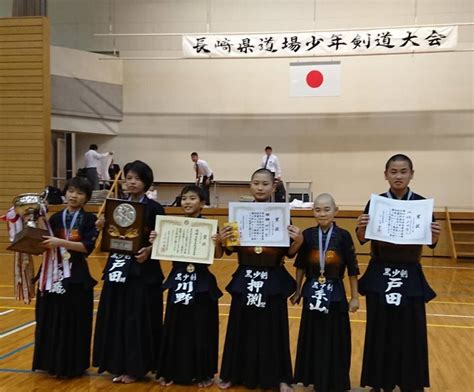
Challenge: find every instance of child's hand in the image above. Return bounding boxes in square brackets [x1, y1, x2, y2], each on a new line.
[41, 236, 64, 249]
[431, 221, 441, 244]
[149, 230, 157, 244]
[290, 291, 302, 305]
[288, 225, 303, 246]
[135, 247, 150, 263]
[356, 214, 370, 229]
[96, 216, 105, 230]
[216, 225, 234, 245]
[349, 297, 359, 313]
[356, 214, 370, 242]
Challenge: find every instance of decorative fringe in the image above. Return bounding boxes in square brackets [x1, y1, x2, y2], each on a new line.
[13, 252, 35, 304]
[2, 207, 35, 304]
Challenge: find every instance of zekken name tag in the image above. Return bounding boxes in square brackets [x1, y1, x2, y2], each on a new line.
[101, 199, 146, 255]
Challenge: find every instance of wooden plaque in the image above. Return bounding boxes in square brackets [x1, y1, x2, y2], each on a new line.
[101, 198, 146, 255]
[7, 226, 49, 255]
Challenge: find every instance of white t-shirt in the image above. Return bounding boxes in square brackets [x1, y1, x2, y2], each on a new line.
[261, 153, 282, 178]
[84, 149, 109, 169]
[194, 159, 213, 178]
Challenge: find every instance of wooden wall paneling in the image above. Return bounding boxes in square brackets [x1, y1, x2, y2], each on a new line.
[0, 17, 50, 250]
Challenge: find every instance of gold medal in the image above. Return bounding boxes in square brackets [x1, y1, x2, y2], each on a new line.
[254, 246, 263, 254]
[186, 263, 195, 273]
[318, 273, 326, 285]
[62, 251, 71, 261]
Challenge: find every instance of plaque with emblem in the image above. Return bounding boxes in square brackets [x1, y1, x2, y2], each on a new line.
[101, 198, 146, 254]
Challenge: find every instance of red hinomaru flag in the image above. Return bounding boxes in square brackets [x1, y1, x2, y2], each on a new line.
[289, 61, 341, 97]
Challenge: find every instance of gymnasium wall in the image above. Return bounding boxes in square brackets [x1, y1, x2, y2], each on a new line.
[50, 45, 123, 135]
[0, 2, 470, 210]
[0, 16, 51, 248]
[62, 0, 473, 209]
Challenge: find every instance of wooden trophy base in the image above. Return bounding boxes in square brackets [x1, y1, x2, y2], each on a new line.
[7, 227, 49, 255]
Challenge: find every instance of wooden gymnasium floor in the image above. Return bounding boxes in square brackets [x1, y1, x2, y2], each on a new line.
[0, 252, 473, 392]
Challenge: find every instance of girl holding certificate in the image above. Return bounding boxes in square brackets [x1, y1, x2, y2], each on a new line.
[149, 185, 229, 387]
[290, 193, 360, 392]
[356, 154, 441, 392]
[93, 160, 166, 384]
[218, 168, 303, 392]
[34, 177, 98, 378]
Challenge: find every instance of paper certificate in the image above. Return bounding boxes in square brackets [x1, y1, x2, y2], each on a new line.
[365, 194, 434, 245]
[228, 202, 290, 247]
[151, 216, 218, 264]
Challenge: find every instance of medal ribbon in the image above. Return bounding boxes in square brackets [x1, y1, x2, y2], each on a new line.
[386, 190, 413, 200]
[62, 209, 80, 240]
[38, 205, 61, 292]
[318, 224, 334, 279]
[127, 195, 145, 202]
[60, 209, 80, 278]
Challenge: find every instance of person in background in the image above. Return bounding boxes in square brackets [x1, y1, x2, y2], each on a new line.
[191, 152, 214, 206]
[260, 146, 285, 202]
[84, 144, 113, 190]
[108, 160, 121, 181]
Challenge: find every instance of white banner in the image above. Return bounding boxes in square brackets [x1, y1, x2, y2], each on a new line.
[183, 26, 457, 58]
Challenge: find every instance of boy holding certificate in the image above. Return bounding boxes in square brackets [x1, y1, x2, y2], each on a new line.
[218, 168, 303, 392]
[290, 193, 360, 392]
[356, 154, 441, 392]
[150, 185, 229, 387]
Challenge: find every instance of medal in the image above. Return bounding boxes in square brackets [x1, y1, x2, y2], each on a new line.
[186, 263, 195, 273]
[254, 246, 263, 254]
[60, 208, 80, 268]
[318, 224, 334, 285]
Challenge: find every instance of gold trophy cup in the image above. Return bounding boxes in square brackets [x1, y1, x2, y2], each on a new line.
[7, 192, 49, 255]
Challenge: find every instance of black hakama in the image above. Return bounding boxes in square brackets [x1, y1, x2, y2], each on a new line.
[359, 262, 434, 390]
[92, 275, 163, 377]
[92, 196, 165, 378]
[158, 263, 222, 384]
[33, 283, 94, 377]
[220, 247, 295, 389]
[358, 190, 436, 390]
[295, 300, 351, 391]
[32, 209, 98, 378]
[293, 224, 359, 392]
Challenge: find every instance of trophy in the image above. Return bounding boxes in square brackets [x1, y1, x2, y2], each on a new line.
[101, 198, 146, 255]
[7, 192, 49, 255]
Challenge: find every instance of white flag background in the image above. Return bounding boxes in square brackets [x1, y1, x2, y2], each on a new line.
[290, 61, 341, 97]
